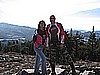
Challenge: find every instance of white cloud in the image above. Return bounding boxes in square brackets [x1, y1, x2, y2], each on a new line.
[0, 0, 100, 30]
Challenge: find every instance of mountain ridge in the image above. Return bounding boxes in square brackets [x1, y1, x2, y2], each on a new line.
[0, 22, 100, 40]
[0, 22, 36, 40]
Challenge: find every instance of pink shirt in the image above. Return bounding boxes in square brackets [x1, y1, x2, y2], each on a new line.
[34, 34, 42, 49]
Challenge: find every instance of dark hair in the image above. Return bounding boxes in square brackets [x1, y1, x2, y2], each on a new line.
[50, 15, 56, 19]
[38, 20, 46, 29]
[37, 20, 46, 33]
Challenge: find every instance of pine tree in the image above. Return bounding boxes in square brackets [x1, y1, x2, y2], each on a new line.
[88, 26, 97, 61]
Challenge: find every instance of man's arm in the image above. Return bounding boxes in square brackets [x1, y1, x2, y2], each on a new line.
[58, 23, 66, 44]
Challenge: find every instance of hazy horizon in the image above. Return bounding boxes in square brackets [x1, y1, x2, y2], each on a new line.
[0, 0, 100, 31]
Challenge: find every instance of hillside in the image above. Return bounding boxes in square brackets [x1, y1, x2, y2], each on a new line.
[0, 22, 100, 41]
[0, 23, 36, 40]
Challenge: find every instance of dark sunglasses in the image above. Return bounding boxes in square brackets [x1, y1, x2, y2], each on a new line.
[50, 18, 55, 19]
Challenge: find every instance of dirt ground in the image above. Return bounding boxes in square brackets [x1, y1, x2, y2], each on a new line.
[0, 52, 100, 75]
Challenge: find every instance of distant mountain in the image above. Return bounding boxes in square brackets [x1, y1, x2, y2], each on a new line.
[0, 23, 100, 41]
[0, 23, 36, 40]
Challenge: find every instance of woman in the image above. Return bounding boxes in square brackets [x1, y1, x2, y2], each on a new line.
[34, 20, 46, 75]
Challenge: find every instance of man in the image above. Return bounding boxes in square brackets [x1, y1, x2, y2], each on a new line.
[46, 15, 76, 75]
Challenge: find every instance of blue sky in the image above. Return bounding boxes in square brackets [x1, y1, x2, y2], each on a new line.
[0, 0, 100, 31]
[75, 8, 100, 17]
